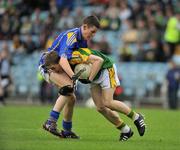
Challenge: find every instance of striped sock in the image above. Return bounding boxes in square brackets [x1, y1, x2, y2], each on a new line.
[127, 110, 135, 119]
[49, 110, 60, 122]
[117, 122, 126, 130]
[127, 110, 139, 121]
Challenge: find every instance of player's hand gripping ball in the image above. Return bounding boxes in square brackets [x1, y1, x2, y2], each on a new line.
[74, 63, 92, 79]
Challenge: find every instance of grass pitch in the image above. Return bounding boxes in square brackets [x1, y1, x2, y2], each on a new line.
[0, 105, 180, 150]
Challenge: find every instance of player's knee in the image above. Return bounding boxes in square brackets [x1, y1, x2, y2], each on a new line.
[59, 85, 74, 96]
[71, 93, 76, 101]
[104, 101, 111, 107]
[96, 105, 107, 114]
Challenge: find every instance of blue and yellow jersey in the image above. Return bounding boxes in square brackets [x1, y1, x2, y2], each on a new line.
[39, 28, 87, 65]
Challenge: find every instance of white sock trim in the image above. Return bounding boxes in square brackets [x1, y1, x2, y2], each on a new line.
[134, 113, 140, 121]
[121, 125, 130, 133]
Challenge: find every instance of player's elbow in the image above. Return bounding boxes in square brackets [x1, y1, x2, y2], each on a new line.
[97, 57, 104, 65]
[59, 57, 66, 65]
[89, 55, 104, 64]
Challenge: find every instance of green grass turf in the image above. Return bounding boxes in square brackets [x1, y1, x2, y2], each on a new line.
[0, 105, 180, 150]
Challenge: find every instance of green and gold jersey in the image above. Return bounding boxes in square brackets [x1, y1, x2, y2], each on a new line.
[69, 48, 114, 80]
[69, 48, 114, 69]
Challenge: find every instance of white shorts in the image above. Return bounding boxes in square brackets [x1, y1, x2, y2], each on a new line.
[38, 65, 50, 83]
[1, 78, 9, 88]
[91, 64, 120, 89]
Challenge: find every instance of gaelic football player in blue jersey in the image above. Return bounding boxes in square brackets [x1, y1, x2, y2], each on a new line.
[39, 16, 102, 139]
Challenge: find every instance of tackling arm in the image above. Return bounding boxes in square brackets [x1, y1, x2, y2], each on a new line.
[87, 54, 104, 81]
[59, 56, 74, 79]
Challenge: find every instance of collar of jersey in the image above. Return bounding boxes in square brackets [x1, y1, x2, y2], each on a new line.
[77, 27, 83, 41]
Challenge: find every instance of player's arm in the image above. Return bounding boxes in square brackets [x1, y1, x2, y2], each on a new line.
[87, 54, 103, 81]
[70, 49, 103, 82]
[59, 54, 74, 78]
[58, 34, 78, 79]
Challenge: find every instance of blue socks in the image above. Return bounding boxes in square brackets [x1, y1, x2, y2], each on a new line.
[48, 110, 72, 132]
[49, 110, 60, 122]
[62, 120, 72, 131]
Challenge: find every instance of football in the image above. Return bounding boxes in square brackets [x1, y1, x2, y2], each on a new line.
[74, 63, 92, 79]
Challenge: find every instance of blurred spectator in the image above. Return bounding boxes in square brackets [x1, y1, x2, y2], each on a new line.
[118, 0, 132, 21]
[172, 44, 180, 68]
[98, 35, 112, 55]
[37, 71, 54, 104]
[121, 19, 137, 42]
[31, 7, 48, 22]
[11, 12, 21, 35]
[87, 40, 98, 50]
[119, 42, 132, 61]
[130, 1, 142, 20]
[10, 34, 24, 53]
[99, 0, 121, 31]
[99, 11, 111, 30]
[31, 17, 43, 35]
[56, 7, 74, 30]
[49, 0, 58, 16]
[31, 8, 41, 22]
[23, 34, 37, 54]
[164, 12, 180, 59]
[135, 42, 145, 61]
[147, 16, 160, 41]
[43, 13, 54, 35]
[56, 0, 74, 11]
[0, 42, 11, 105]
[30, 8, 44, 36]
[166, 60, 180, 109]
[109, 16, 121, 31]
[39, 32, 49, 49]
[73, 7, 85, 27]
[15, 0, 32, 16]
[154, 8, 167, 29]
[144, 39, 158, 62]
[154, 41, 167, 62]
[136, 19, 148, 43]
[165, 5, 174, 18]
[88, 0, 109, 5]
[10, 34, 25, 64]
[106, 0, 119, 19]
[0, 12, 11, 39]
[20, 16, 32, 34]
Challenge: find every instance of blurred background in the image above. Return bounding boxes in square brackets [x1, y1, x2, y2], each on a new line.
[0, 0, 179, 109]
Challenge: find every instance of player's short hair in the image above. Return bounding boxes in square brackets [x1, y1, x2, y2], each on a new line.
[44, 51, 59, 67]
[83, 15, 100, 28]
